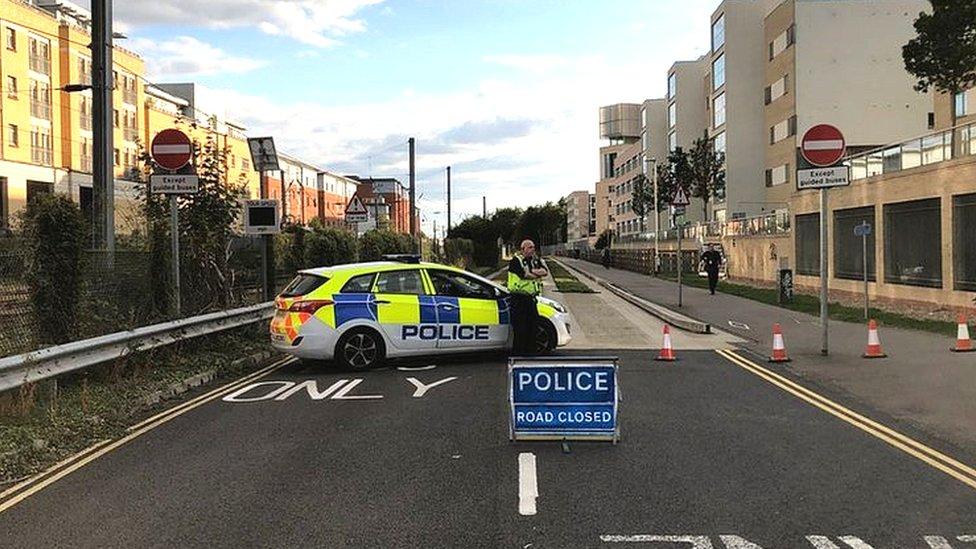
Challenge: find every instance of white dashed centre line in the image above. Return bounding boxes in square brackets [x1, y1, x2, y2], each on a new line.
[518, 452, 538, 516]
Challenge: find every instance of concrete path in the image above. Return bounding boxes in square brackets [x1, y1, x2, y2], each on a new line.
[541, 268, 742, 351]
[561, 257, 976, 457]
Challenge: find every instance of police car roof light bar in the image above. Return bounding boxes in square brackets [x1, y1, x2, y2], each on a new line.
[382, 254, 422, 264]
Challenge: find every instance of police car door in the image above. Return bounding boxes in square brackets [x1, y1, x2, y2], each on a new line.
[426, 269, 509, 350]
[372, 269, 437, 353]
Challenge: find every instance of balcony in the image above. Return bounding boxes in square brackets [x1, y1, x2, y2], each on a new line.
[32, 146, 53, 166]
[122, 88, 137, 105]
[30, 100, 51, 120]
[29, 55, 50, 75]
[80, 155, 93, 173]
[80, 114, 92, 131]
[123, 126, 139, 142]
[844, 122, 976, 180]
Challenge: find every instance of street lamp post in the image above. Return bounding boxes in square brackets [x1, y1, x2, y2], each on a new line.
[644, 157, 659, 273]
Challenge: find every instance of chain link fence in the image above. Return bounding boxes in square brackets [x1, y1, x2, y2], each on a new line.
[0, 236, 290, 358]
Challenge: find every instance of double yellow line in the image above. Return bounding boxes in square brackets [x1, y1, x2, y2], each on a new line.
[717, 349, 976, 491]
[0, 356, 294, 515]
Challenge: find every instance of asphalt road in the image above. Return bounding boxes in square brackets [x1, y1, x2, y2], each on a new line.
[2, 349, 976, 548]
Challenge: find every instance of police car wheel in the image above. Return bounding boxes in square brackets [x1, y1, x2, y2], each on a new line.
[336, 328, 385, 371]
[533, 320, 557, 355]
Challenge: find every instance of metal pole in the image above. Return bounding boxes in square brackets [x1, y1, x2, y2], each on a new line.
[260, 171, 273, 301]
[652, 159, 659, 273]
[863, 230, 869, 321]
[280, 169, 286, 223]
[91, 0, 114, 253]
[820, 188, 829, 355]
[170, 195, 180, 315]
[677, 216, 683, 307]
[483, 196, 487, 218]
[408, 138, 416, 240]
[446, 166, 451, 236]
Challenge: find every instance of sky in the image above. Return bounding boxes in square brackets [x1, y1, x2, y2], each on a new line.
[84, 0, 715, 233]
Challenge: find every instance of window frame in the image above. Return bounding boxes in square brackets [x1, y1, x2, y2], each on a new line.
[712, 53, 726, 90]
[5, 27, 15, 51]
[711, 13, 725, 52]
[340, 272, 376, 293]
[7, 124, 18, 147]
[372, 269, 428, 296]
[713, 92, 726, 128]
[427, 269, 499, 300]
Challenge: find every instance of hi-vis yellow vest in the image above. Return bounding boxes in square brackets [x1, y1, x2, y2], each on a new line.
[507, 254, 542, 295]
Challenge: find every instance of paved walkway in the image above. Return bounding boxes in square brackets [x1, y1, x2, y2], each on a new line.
[560, 257, 976, 455]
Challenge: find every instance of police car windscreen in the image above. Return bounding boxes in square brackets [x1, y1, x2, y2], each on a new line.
[280, 274, 328, 297]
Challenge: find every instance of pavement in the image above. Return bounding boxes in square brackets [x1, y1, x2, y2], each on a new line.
[2, 276, 976, 547]
[559, 257, 976, 458]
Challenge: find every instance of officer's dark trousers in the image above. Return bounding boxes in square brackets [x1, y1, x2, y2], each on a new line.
[707, 269, 719, 294]
[509, 292, 538, 355]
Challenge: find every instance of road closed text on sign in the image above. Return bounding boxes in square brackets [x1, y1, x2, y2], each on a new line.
[509, 357, 619, 442]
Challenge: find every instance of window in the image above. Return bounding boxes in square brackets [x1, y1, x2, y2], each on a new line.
[113, 109, 119, 128]
[668, 73, 676, 99]
[954, 193, 976, 290]
[712, 54, 725, 89]
[765, 164, 789, 187]
[834, 207, 876, 282]
[26, 180, 53, 203]
[668, 102, 676, 129]
[30, 127, 51, 165]
[428, 270, 496, 299]
[6, 76, 16, 99]
[5, 27, 15, 51]
[713, 92, 726, 128]
[28, 37, 50, 74]
[668, 131, 677, 151]
[374, 270, 426, 294]
[713, 131, 726, 154]
[280, 274, 329, 297]
[884, 198, 942, 287]
[712, 13, 725, 51]
[795, 213, 820, 276]
[956, 91, 969, 117]
[928, 112, 936, 130]
[114, 148, 120, 166]
[7, 124, 17, 147]
[765, 75, 787, 105]
[341, 273, 375, 293]
[29, 80, 51, 119]
[770, 116, 796, 144]
[769, 25, 795, 60]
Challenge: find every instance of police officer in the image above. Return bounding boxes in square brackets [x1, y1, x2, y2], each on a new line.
[507, 239, 548, 354]
[700, 243, 723, 295]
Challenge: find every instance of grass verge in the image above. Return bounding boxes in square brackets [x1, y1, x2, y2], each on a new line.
[656, 271, 957, 337]
[547, 259, 596, 293]
[0, 326, 275, 486]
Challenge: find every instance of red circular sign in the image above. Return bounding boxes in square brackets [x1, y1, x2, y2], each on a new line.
[801, 124, 846, 167]
[151, 129, 193, 171]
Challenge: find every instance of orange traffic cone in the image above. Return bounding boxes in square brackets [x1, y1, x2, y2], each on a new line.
[863, 319, 887, 358]
[769, 323, 791, 363]
[951, 314, 974, 352]
[655, 325, 677, 362]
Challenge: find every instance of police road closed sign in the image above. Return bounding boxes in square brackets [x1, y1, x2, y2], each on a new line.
[509, 357, 619, 442]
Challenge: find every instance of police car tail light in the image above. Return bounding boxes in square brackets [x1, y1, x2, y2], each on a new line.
[288, 300, 334, 314]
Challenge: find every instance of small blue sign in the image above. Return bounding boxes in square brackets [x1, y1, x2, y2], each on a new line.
[509, 358, 619, 442]
[854, 222, 872, 237]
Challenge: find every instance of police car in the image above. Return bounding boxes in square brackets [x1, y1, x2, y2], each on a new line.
[270, 255, 572, 370]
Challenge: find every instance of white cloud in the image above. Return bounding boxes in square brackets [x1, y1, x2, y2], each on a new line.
[131, 36, 267, 79]
[483, 55, 570, 72]
[86, 0, 384, 49]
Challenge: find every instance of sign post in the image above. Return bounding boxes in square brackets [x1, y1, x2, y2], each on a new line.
[800, 124, 847, 356]
[509, 356, 619, 443]
[671, 188, 690, 308]
[247, 138, 281, 301]
[344, 195, 369, 224]
[150, 129, 195, 316]
[854, 221, 872, 320]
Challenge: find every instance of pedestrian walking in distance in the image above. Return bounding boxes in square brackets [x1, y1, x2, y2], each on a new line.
[507, 239, 548, 354]
[700, 243, 722, 295]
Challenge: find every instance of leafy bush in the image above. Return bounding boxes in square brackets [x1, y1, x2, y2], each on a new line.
[359, 230, 414, 261]
[19, 194, 86, 344]
[304, 226, 358, 267]
[443, 238, 474, 268]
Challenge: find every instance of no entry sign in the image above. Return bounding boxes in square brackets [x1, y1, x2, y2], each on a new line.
[151, 129, 193, 171]
[801, 124, 846, 167]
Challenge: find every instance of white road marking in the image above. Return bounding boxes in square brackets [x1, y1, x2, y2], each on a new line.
[728, 320, 751, 330]
[600, 535, 712, 547]
[406, 376, 458, 398]
[838, 536, 875, 548]
[397, 364, 437, 371]
[221, 381, 294, 402]
[806, 536, 877, 549]
[330, 378, 383, 400]
[719, 536, 764, 548]
[274, 379, 348, 401]
[958, 536, 976, 542]
[517, 452, 538, 516]
[925, 537, 955, 549]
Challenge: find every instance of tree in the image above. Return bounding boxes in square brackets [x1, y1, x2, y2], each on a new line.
[688, 131, 726, 220]
[631, 174, 654, 233]
[903, 0, 976, 151]
[656, 147, 692, 215]
[594, 228, 614, 250]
